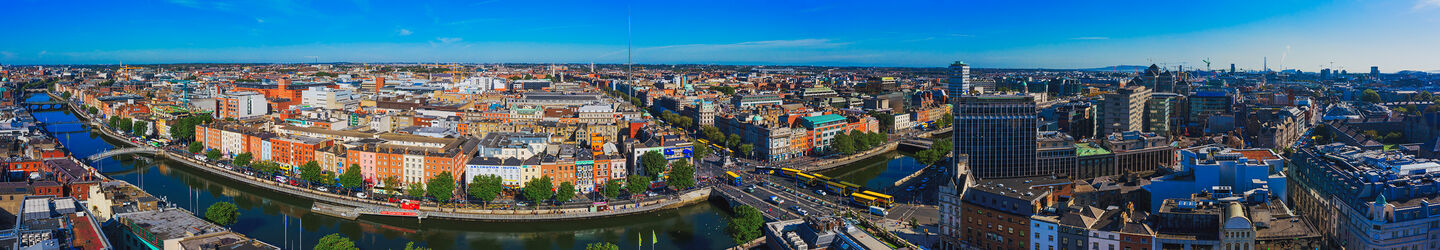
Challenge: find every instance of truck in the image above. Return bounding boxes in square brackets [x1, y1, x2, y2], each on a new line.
[869, 206, 888, 216]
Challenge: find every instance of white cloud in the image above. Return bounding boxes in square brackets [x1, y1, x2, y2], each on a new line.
[397, 29, 413, 36]
[255, 18, 265, 23]
[38, 51, 47, 56]
[1070, 37, 1109, 40]
[1416, 0, 1440, 9]
[436, 37, 462, 44]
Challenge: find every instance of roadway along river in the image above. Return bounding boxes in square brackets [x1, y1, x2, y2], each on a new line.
[27, 94, 737, 250]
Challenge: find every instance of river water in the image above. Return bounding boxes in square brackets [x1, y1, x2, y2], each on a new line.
[27, 94, 737, 250]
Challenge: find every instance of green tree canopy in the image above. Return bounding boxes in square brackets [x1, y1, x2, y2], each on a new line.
[555, 182, 576, 203]
[603, 179, 623, 199]
[300, 161, 323, 183]
[383, 176, 401, 192]
[132, 120, 148, 136]
[833, 133, 856, 155]
[204, 201, 238, 226]
[585, 242, 620, 250]
[523, 176, 554, 204]
[426, 171, 456, 203]
[339, 164, 364, 191]
[468, 174, 504, 204]
[668, 159, 695, 190]
[314, 233, 358, 250]
[726, 205, 765, 243]
[188, 142, 205, 154]
[406, 183, 426, 198]
[626, 175, 651, 196]
[205, 149, 221, 161]
[232, 153, 253, 168]
[1362, 89, 1382, 103]
[641, 151, 667, 178]
[118, 118, 133, 132]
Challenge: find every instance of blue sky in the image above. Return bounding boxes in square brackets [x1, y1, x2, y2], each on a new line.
[4, 0, 1440, 71]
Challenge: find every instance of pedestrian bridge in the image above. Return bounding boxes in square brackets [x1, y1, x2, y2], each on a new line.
[87, 147, 165, 161]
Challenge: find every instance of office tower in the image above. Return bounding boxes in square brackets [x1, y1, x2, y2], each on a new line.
[1370, 66, 1380, 78]
[948, 61, 970, 95]
[953, 95, 1037, 179]
[1320, 68, 1331, 80]
[1101, 86, 1151, 136]
[1230, 63, 1236, 74]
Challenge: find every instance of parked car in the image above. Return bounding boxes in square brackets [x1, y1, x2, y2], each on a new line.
[355, 192, 368, 198]
[316, 186, 329, 192]
[814, 189, 827, 196]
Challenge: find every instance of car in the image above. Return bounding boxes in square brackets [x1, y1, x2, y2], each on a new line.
[769, 196, 784, 204]
[790, 206, 800, 211]
[745, 186, 756, 193]
[316, 186, 329, 192]
[516, 202, 528, 207]
[646, 192, 657, 197]
[355, 192, 368, 198]
[814, 189, 827, 196]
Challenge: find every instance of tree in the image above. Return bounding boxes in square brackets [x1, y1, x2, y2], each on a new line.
[868, 111, 895, 132]
[1362, 89, 1382, 103]
[585, 242, 620, 250]
[204, 201, 239, 226]
[726, 205, 765, 243]
[108, 117, 121, 128]
[300, 161, 323, 183]
[626, 175, 651, 196]
[340, 164, 364, 192]
[87, 107, 98, 115]
[738, 144, 754, 158]
[668, 159, 696, 190]
[188, 142, 204, 154]
[426, 171, 457, 203]
[469, 174, 504, 205]
[118, 118, 133, 132]
[603, 179, 623, 200]
[833, 133, 856, 155]
[641, 151, 667, 178]
[132, 120, 148, 136]
[61, 92, 71, 99]
[693, 140, 712, 159]
[205, 149, 221, 161]
[319, 171, 337, 186]
[403, 242, 433, 250]
[523, 176, 554, 204]
[555, 182, 576, 203]
[232, 153, 253, 168]
[850, 130, 870, 149]
[726, 134, 742, 149]
[314, 233, 358, 250]
[406, 183, 426, 198]
[383, 176, 401, 193]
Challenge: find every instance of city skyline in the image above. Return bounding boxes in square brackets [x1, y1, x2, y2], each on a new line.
[4, 0, 1440, 72]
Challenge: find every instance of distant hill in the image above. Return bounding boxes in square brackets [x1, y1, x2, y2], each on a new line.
[1076, 65, 1150, 72]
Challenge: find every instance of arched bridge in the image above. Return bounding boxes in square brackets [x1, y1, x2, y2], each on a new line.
[25, 101, 68, 110]
[87, 147, 165, 162]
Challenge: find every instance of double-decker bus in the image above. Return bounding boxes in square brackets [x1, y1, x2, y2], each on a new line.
[725, 171, 742, 186]
[862, 190, 894, 207]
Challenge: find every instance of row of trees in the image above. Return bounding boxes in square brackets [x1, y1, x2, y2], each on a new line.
[168, 115, 214, 142]
[914, 138, 953, 165]
[656, 110, 695, 129]
[699, 126, 753, 158]
[832, 130, 888, 155]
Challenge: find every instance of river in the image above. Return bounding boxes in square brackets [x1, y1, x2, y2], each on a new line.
[26, 94, 737, 250]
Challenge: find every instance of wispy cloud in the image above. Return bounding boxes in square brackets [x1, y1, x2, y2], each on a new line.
[1070, 37, 1109, 40]
[397, 29, 413, 36]
[436, 37, 463, 44]
[652, 39, 850, 50]
[469, 0, 501, 6]
[255, 18, 266, 23]
[1416, 0, 1440, 9]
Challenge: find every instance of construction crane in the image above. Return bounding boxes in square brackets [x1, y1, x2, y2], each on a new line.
[1203, 58, 1212, 71]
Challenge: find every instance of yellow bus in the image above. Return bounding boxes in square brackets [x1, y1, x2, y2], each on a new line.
[851, 193, 879, 207]
[862, 191, 894, 207]
[795, 172, 816, 185]
[780, 168, 801, 177]
[697, 139, 709, 145]
[813, 174, 832, 182]
[725, 171, 741, 186]
[825, 181, 862, 195]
